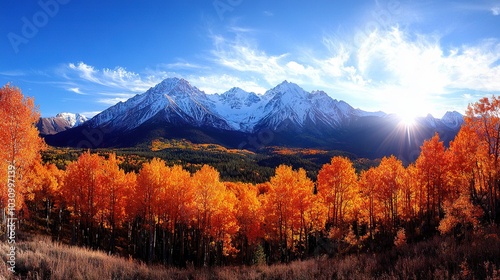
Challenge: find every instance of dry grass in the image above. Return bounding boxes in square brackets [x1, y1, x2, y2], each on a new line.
[0, 236, 181, 280]
[1, 232, 499, 280]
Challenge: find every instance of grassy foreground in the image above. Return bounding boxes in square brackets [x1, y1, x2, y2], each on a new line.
[1, 233, 500, 280]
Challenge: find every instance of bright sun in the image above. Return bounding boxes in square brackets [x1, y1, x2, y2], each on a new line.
[394, 99, 425, 127]
[399, 111, 417, 126]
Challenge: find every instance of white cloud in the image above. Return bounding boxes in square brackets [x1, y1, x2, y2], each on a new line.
[211, 36, 289, 85]
[357, 28, 449, 93]
[159, 62, 206, 70]
[67, 62, 160, 92]
[189, 74, 267, 94]
[351, 28, 500, 115]
[97, 97, 130, 105]
[63, 62, 169, 107]
[68, 87, 84, 95]
[68, 62, 100, 84]
[80, 111, 101, 118]
[491, 6, 500, 15]
[263, 11, 274, 17]
[96, 92, 136, 105]
[0, 70, 25, 77]
[209, 31, 360, 88]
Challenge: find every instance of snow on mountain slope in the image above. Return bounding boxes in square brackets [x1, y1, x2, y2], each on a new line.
[37, 112, 87, 135]
[208, 87, 265, 131]
[56, 113, 87, 127]
[255, 81, 376, 131]
[257, 81, 314, 130]
[85, 78, 390, 133]
[441, 111, 464, 129]
[83, 78, 397, 134]
[88, 78, 231, 131]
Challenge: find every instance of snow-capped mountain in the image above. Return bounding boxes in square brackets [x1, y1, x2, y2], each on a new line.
[440, 111, 464, 129]
[88, 78, 231, 131]
[56, 113, 87, 127]
[37, 113, 87, 135]
[207, 87, 264, 131]
[45, 78, 463, 160]
[86, 78, 379, 133]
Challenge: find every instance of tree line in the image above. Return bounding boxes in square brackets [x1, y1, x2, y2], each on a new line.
[1, 84, 499, 266]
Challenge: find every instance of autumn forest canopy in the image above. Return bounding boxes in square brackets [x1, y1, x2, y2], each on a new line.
[1, 84, 500, 268]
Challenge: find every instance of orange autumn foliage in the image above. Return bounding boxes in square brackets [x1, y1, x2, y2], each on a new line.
[192, 165, 239, 257]
[317, 157, 358, 228]
[0, 84, 45, 211]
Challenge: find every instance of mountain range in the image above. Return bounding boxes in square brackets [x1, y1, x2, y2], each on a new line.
[37, 113, 87, 135]
[44, 78, 463, 161]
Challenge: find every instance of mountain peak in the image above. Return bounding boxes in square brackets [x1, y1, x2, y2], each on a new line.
[55, 112, 87, 127]
[441, 111, 464, 129]
[225, 87, 247, 96]
[147, 77, 204, 98]
[442, 111, 462, 118]
[275, 80, 298, 89]
[37, 112, 87, 135]
[268, 80, 307, 98]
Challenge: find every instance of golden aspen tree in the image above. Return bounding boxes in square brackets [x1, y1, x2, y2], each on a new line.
[376, 156, 406, 230]
[438, 194, 482, 239]
[401, 164, 418, 221]
[97, 153, 130, 252]
[135, 158, 169, 262]
[160, 164, 193, 265]
[317, 157, 359, 229]
[225, 181, 263, 263]
[262, 165, 317, 261]
[415, 133, 449, 223]
[0, 84, 45, 223]
[24, 162, 63, 231]
[192, 165, 239, 265]
[63, 151, 103, 246]
[465, 96, 500, 223]
[359, 168, 381, 239]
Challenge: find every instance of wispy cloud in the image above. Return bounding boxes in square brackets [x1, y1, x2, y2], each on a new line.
[189, 74, 267, 94]
[453, 2, 500, 16]
[492, 6, 500, 16]
[158, 62, 207, 70]
[263, 11, 274, 17]
[0, 70, 25, 77]
[67, 62, 160, 92]
[96, 92, 136, 105]
[80, 111, 102, 118]
[60, 62, 168, 107]
[210, 34, 289, 86]
[68, 87, 85, 95]
[97, 97, 131, 105]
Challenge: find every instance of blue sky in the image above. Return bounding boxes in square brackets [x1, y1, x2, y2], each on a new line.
[1, 0, 499, 118]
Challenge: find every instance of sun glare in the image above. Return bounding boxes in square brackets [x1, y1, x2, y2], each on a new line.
[399, 111, 417, 127]
[391, 95, 427, 127]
